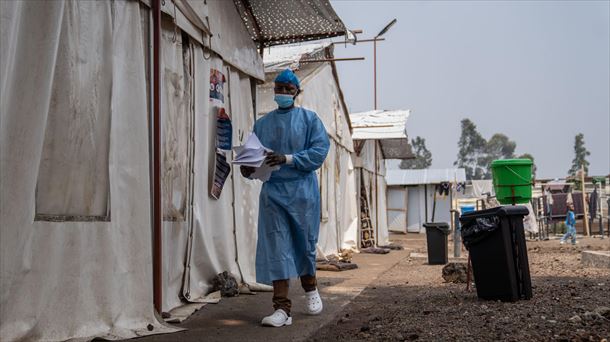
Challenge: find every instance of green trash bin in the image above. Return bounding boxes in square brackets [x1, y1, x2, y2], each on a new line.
[491, 159, 533, 205]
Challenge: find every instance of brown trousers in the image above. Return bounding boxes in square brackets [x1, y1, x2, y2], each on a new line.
[272, 275, 317, 315]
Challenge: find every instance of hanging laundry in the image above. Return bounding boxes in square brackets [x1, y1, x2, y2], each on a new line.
[589, 189, 598, 219]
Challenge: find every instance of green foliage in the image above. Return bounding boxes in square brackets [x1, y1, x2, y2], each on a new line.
[454, 119, 526, 180]
[481, 134, 516, 178]
[400, 136, 432, 169]
[454, 119, 487, 180]
[568, 133, 590, 176]
[518, 153, 536, 179]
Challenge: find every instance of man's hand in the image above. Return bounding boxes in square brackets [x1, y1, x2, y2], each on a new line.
[240, 166, 255, 178]
[265, 152, 286, 167]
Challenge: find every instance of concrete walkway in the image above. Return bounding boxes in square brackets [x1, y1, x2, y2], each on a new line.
[130, 234, 419, 342]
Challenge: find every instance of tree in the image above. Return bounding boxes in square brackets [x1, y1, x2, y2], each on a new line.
[454, 119, 487, 180]
[485, 134, 516, 160]
[481, 134, 516, 178]
[518, 153, 536, 179]
[400, 136, 432, 169]
[568, 133, 591, 176]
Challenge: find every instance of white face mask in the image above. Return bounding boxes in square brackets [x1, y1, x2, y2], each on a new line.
[274, 94, 294, 108]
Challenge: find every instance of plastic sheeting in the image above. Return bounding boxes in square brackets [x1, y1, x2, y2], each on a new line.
[149, 0, 265, 81]
[0, 1, 177, 340]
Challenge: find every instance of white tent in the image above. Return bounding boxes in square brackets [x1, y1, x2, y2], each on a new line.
[258, 42, 359, 258]
[386, 169, 466, 233]
[0, 1, 347, 341]
[350, 110, 413, 247]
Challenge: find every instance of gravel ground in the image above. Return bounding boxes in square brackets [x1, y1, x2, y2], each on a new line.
[312, 236, 610, 342]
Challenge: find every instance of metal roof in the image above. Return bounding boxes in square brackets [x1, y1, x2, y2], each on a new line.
[234, 0, 347, 48]
[350, 109, 413, 159]
[263, 42, 331, 72]
[386, 168, 467, 186]
[350, 109, 410, 140]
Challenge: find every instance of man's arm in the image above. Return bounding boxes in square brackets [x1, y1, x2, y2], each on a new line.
[291, 115, 330, 172]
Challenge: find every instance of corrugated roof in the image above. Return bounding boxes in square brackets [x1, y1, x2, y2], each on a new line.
[350, 109, 410, 140]
[234, 0, 347, 48]
[386, 168, 467, 186]
[263, 42, 331, 72]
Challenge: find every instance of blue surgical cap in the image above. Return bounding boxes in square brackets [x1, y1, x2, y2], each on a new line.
[274, 69, 300, 89]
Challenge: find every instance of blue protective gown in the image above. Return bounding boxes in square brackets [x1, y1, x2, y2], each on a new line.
[253, 106, 330, 285]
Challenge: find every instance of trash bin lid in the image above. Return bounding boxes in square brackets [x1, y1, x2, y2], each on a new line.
[491, 158, 532, 167]
[459, 206, 529, 225]
[423, 222, 451, 234]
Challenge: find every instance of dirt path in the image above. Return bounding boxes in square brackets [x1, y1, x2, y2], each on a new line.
[312, 235, 610, 342]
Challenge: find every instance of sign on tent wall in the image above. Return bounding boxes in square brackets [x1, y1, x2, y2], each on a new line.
[209, 67, 232, 199]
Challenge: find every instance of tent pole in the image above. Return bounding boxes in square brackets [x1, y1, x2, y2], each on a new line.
[152, 0, 162, 314]
[580, 165, 590, 236]
[424, 185, 428, 223]
[374, 141, 379, 246]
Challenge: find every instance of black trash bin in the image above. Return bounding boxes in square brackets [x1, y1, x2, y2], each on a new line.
[460, 206, 532, 302]
[423, 222, 451, 265]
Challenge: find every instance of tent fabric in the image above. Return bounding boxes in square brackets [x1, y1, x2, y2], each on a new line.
[357, 140, 383, 175]
[471, 180, 495, 198]
[376, 174, 390, 245]
[234, 0, 347, 47]
[183, 55, 241, 302]
[229, 68, 263, 287]
[2, 0, 349, 339]
[148, 0, 265, 81]
[387, 187, 407, 233]
[0, 1, 178, 340]
[205, 0, 265, 80]
[386, 169, 467, 186]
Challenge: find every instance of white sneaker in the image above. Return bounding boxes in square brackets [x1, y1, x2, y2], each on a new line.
[305, 289, 323, 315]
[560, 240, 565, 244]
[261, 309, 292, 327]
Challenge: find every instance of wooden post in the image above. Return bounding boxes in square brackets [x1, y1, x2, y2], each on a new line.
[580, 165, 590, 236]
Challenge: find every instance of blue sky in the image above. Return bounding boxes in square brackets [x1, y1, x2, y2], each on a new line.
[330, 0, 609, 178]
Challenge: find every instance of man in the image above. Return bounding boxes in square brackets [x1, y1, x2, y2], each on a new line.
[560, 203, 577, 245]
[240, 69, 330, 327]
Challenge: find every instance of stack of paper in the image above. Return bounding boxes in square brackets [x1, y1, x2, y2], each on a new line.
[232, 133, 280, 181]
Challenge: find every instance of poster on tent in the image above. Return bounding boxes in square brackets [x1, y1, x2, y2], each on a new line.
[216, 107, 232, 150]
[210, 68, 225, 103]
[209, 67, 231, 199]
[210, 150, 231, 200]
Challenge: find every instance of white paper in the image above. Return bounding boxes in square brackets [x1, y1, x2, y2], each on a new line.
[232, 133, 279, 181]
[232, 133, 269, 167]
[250, 163, 280, 182]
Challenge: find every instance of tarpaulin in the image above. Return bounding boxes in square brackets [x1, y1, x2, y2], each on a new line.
[1, 1, 177, 340]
